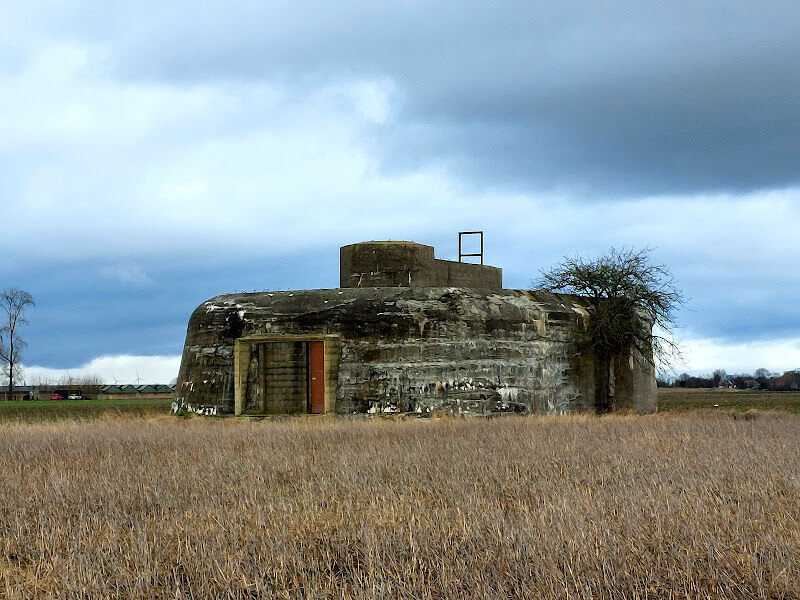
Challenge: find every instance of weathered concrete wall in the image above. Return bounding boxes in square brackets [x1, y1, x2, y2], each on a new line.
[340, 241, 502, 289]
[264, 341, 308, 413]
[438, 259, 502, 288]
[175, 287, 657, 415]
[612, 349, 658, 413]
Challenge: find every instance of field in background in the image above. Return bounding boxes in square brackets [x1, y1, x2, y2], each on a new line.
[0, 387, 798, 425]
[0, 413, 798, 599]
[2, 388, 800, 423]
[658, 388, 800, 413]
[0, 388, 800, 423]
[0, 397, 173, 422]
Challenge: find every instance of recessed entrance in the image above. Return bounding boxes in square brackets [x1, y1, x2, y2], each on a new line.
[234, 334, 339, 416]
[236, 339, 327, 415]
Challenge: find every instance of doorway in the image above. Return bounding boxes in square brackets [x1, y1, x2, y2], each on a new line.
[235, 335, 338, 416]
[241, 340, 325, 414]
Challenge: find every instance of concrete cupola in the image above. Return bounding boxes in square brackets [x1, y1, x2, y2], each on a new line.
[339, 240, 502, 289]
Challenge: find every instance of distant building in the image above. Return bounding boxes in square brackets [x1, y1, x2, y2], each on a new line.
[0, 386, 33, 402]
[0, 384, 104, 401]
[99, 384, 174, 399]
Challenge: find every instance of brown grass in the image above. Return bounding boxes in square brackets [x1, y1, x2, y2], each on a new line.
[1, 412, 799, 599]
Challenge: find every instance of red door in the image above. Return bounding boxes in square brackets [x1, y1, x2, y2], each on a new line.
[308, 341, 325, 413]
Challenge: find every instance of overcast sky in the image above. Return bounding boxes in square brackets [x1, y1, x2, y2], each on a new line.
[2, 1, 799, 383]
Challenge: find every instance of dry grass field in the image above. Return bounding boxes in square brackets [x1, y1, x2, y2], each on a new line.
[1, 413, 799, 599]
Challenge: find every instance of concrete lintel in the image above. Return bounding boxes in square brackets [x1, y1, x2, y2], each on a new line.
[238, 333, 341, 343]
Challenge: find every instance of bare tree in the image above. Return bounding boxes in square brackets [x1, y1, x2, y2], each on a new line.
[0, 289, 35, 401]
[79, 374, 103, 386]
[536, 248, 683, 412]
[712, 369, 728, 386]
[28, 374, 52, 386]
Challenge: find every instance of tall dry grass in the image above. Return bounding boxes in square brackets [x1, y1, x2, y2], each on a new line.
[0, 412, 798, 599]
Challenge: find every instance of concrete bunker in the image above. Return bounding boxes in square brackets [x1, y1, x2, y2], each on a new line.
[175, 240, 657, 416]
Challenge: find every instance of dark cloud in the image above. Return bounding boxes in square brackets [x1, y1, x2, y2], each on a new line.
[15, 251, 339, 366]
[34, 0, 800, 196]
[6, 201, 800, 372]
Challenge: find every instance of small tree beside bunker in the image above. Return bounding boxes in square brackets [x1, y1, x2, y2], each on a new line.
[537, 248, 683, 413]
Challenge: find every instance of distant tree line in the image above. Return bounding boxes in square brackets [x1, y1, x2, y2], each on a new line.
[26, 374, 104, 387]
[658, 368, 800, 391]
